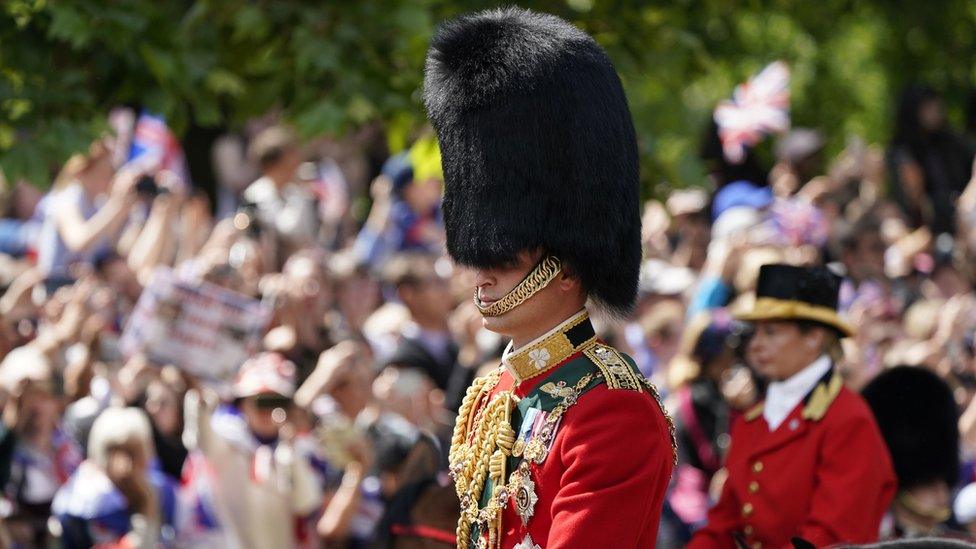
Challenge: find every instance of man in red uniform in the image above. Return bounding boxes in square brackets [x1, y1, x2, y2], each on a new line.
[689, 264, 897, 548]
[422, 7, 676, 549]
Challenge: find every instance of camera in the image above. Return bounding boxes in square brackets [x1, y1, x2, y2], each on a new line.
[135, 175, 168, 198]
[234, 202, 263, 239]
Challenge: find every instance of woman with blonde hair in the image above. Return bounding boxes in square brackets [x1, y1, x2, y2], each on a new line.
[53, 406, 177, 548]
[36, 138, 142, 291]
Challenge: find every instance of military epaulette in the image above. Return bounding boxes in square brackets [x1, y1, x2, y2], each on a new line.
[583, 342, 678, 466]
[744, 402, 765, 422]
[583, 343, 644, 391]
[802, 370, 843, 421]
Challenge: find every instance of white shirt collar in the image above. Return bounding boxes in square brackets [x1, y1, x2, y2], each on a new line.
[763, 355, 832, 431]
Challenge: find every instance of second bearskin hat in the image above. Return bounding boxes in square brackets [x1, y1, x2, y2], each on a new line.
[423, 7, 641, 315]
[861, 365, 959, 490]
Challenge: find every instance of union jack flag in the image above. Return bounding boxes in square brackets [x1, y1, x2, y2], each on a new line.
[767, 197, 829, 247]
[714, 61, 791, 164]
[127, 111, 191, 190]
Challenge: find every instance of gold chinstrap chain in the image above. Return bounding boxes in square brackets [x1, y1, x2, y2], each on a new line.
[474, 256, 562, 317]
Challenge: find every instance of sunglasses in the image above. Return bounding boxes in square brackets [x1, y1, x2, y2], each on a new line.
[253, 394, 293, 410]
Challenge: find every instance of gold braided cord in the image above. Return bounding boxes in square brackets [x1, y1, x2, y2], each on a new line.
[474, 256, 562, 317]
[449, 367, 513, 549]
[449, 372, 497, 470]
[455, 393, 517, 549]
[451, 365, 600, 548]
[640, 376, 679, 467]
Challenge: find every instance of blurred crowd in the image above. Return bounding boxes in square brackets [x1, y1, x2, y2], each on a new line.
[0, 82, 975, 548]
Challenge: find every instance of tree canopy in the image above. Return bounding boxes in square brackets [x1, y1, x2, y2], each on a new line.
[2, 0, 975, 191]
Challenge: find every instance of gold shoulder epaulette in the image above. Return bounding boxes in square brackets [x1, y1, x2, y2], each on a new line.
[583, 343, 643, 391]
[744, 402, 765, 422]
[802, 371, 843, 421]
[583, 342, 678, 466]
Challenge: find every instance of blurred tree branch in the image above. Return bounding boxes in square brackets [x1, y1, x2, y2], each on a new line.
[1, 0, 975, 194]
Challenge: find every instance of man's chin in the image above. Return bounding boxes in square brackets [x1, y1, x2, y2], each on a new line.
[480, 313, 513, 337]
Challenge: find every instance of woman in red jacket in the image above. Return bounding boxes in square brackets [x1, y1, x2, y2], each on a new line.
[690, 264, 897, 549]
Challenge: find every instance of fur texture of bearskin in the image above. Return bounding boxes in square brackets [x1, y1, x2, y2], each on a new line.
[423, 7, 641, 315]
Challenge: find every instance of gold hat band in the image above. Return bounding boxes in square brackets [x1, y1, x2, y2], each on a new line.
[734, 297, 854, 337]
[474, 256, 562, 317]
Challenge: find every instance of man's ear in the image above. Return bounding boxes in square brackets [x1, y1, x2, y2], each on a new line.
[558, 269, 580, 292]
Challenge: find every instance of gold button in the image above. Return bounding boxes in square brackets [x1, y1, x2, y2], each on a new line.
[742, 502, 754, 516]
[743, 525, 754, 536]
[752, 543, 763, 549]
[748, 481, 759, 493]
[752, 461, 764, 473]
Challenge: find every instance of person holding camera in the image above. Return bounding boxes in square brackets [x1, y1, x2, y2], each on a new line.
[53, 407, 177, 549]
[241, 125, 318, 266]
[36, 139, 145, 292]
[182, 352, 322, 548]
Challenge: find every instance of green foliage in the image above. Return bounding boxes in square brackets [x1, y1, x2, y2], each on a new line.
[1, 0, 975, 192]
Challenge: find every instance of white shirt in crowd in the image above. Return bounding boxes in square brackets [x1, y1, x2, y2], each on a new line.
[242, 176, 318, 247]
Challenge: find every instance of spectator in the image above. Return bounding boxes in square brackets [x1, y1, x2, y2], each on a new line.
[243, 125, 318, 261]
[354, 138, 445, 267]
[839, 215, 887, 289]
[142, 374, 188, 481]
[0, 173, 43, 258]
[772, 128, 827, 196]
[182, 352, 322, 548]
[382, 253, 457, 391]
[662, 309, 738, 544]
[36, 139, 143, 293]
[889, 85, 975, 234]
[0, 345, 82, 547]
[329, 250, 383, 340]
[53, 407, 177, 549]
[634, 300, 685, 380]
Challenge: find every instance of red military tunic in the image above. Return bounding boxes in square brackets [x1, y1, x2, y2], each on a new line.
[689, 369, 897, 549]
[492, 356, 673, 547]
[450, 311, 675, 549]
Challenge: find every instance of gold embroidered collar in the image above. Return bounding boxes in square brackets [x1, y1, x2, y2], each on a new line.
[502, 310, 597, 385]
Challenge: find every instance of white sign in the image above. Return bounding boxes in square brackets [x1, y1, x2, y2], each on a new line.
[121, 267, 271, 381]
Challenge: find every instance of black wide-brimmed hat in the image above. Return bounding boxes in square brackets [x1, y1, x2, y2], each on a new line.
[423, 7, 641, 315]
[735, 264, 853, 337]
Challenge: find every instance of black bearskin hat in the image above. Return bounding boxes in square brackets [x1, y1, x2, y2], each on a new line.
[423, 7, 641, 315]
[861, 366, 959, 490]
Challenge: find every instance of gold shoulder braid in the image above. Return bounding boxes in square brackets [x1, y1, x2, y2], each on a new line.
[450, 341, 679, 548]
[474, 256, 562, 317]
[449, 312, 597, 548]
[449, 366, 515, 548]
[744, 402, 765, 422]
[802, 369, 843, 421]
[451, 367, 596, 549]
[585, 343, 678, 466]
